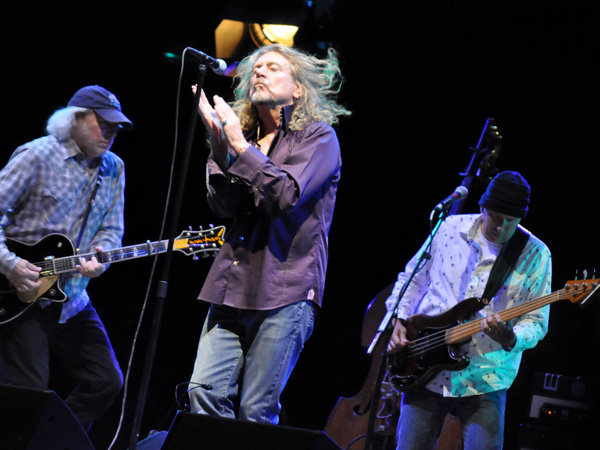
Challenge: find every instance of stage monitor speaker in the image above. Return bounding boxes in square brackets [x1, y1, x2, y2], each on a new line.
[160, 411, 342, 450]
[0, 383, 94, 450]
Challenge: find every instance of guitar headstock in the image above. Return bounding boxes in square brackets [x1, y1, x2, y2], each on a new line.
[174, 225, 225, 257]
[561, 278, 600, 304]
[449, 118, 502, 216]
[476, 118, 502, 182]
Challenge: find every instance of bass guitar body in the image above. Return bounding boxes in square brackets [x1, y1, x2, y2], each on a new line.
[388, 297, 487, 392]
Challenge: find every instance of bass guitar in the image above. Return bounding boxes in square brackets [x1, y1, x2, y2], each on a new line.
[387, 278, 600, 392]
[0, 225, 225, 324]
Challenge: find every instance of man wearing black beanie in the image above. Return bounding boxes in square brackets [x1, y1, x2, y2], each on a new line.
[386, 171, 551, 450]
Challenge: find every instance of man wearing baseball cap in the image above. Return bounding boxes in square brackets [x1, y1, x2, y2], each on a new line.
[68, 84, 133, 131]
[0, 85, 132, 432]
[386, 171, 552, 449]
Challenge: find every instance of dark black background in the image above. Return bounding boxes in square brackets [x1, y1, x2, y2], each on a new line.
[2, 1, 598, 449]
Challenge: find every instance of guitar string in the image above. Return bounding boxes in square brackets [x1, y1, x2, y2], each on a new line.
[389, 288, 583, 365]
[32, 236, 219, 274]
[400, 292, 560, 358]
[33, 242, 169, 274]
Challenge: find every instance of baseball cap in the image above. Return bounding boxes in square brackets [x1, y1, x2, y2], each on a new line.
[68, 85, 133, 130]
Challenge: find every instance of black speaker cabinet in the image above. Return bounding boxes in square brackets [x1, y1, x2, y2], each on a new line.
[0, 384, 94, 450]
[160, 411, 342, 450]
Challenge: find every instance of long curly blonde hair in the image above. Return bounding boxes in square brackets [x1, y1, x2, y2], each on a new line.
[232, 44, 351, 131]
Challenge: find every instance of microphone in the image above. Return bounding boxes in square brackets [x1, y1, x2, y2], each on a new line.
[434, 186, 468, 212]
[185, 47, 227, 74]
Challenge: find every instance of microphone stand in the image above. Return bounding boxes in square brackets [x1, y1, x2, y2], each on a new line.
[363, 207, 449, 450]
[127, 64, 208, 450]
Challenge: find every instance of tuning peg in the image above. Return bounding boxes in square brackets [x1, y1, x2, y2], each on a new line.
[583, 269, 588, 280]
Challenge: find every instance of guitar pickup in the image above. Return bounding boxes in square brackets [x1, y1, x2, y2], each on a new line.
[40, 256, 56, 277]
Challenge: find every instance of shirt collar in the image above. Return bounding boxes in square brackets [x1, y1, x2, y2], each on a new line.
[462, 214, 484, 242]
[55, 136, 78, 159]
[280, 104, 294, 132]
[247, 105, 294, 142]
[57, 136, 103, 168]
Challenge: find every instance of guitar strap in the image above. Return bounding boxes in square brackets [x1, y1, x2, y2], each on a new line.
[74, 164, 104, 253]
[481, 226, 530, 302]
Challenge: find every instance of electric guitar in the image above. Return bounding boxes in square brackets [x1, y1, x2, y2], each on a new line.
[0, 226, 225, 324]
[387, 279, 600, 392]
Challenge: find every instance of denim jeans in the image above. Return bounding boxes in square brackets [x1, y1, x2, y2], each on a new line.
[189, 300, 316, 424]
[396, 388, 506, 450]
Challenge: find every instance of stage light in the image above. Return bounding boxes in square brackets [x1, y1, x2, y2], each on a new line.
[214, 0, 313, 75]
[250, 23, 299, 48]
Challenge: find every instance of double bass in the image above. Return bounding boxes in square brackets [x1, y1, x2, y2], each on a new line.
[324, 119, 502, 450]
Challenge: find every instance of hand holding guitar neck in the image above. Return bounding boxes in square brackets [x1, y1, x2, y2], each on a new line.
[481, 312, 516, 348]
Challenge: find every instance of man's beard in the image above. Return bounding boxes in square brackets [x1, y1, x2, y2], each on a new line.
[250, 81, 277, 106]
[250, 89, 274, 106]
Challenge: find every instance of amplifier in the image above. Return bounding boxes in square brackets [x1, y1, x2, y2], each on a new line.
[517, 372, 596, 450]
[527, 372, 595, 423]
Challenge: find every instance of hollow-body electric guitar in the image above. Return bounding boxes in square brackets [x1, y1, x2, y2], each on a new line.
[387, 279, 600, 392]
[0, 226, 225, 324]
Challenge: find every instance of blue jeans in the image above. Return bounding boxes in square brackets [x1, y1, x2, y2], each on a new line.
[396, 388, 506, 450]
[189, 300, 316, 424]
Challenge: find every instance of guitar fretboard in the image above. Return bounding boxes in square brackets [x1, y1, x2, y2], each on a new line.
[444, 281, 598, 344]
[38, 240, 169, 276]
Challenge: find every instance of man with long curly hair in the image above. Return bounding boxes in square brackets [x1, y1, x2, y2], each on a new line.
[188, 44, 350, 424]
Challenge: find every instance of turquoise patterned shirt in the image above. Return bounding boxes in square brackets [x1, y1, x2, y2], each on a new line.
[386, 214, 552, 397]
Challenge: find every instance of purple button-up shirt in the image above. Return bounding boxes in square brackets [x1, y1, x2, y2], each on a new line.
[198, 106, 341, 310]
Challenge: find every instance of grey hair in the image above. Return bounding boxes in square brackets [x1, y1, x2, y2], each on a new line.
[46, 106, 91, 140]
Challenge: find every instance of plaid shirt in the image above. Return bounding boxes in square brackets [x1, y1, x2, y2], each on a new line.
[0, 135, 125, 322]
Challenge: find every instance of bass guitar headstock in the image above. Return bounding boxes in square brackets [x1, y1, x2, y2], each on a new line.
[561, 277, 600, 305]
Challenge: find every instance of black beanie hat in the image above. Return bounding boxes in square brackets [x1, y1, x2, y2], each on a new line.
[478, 171, 530, 218]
